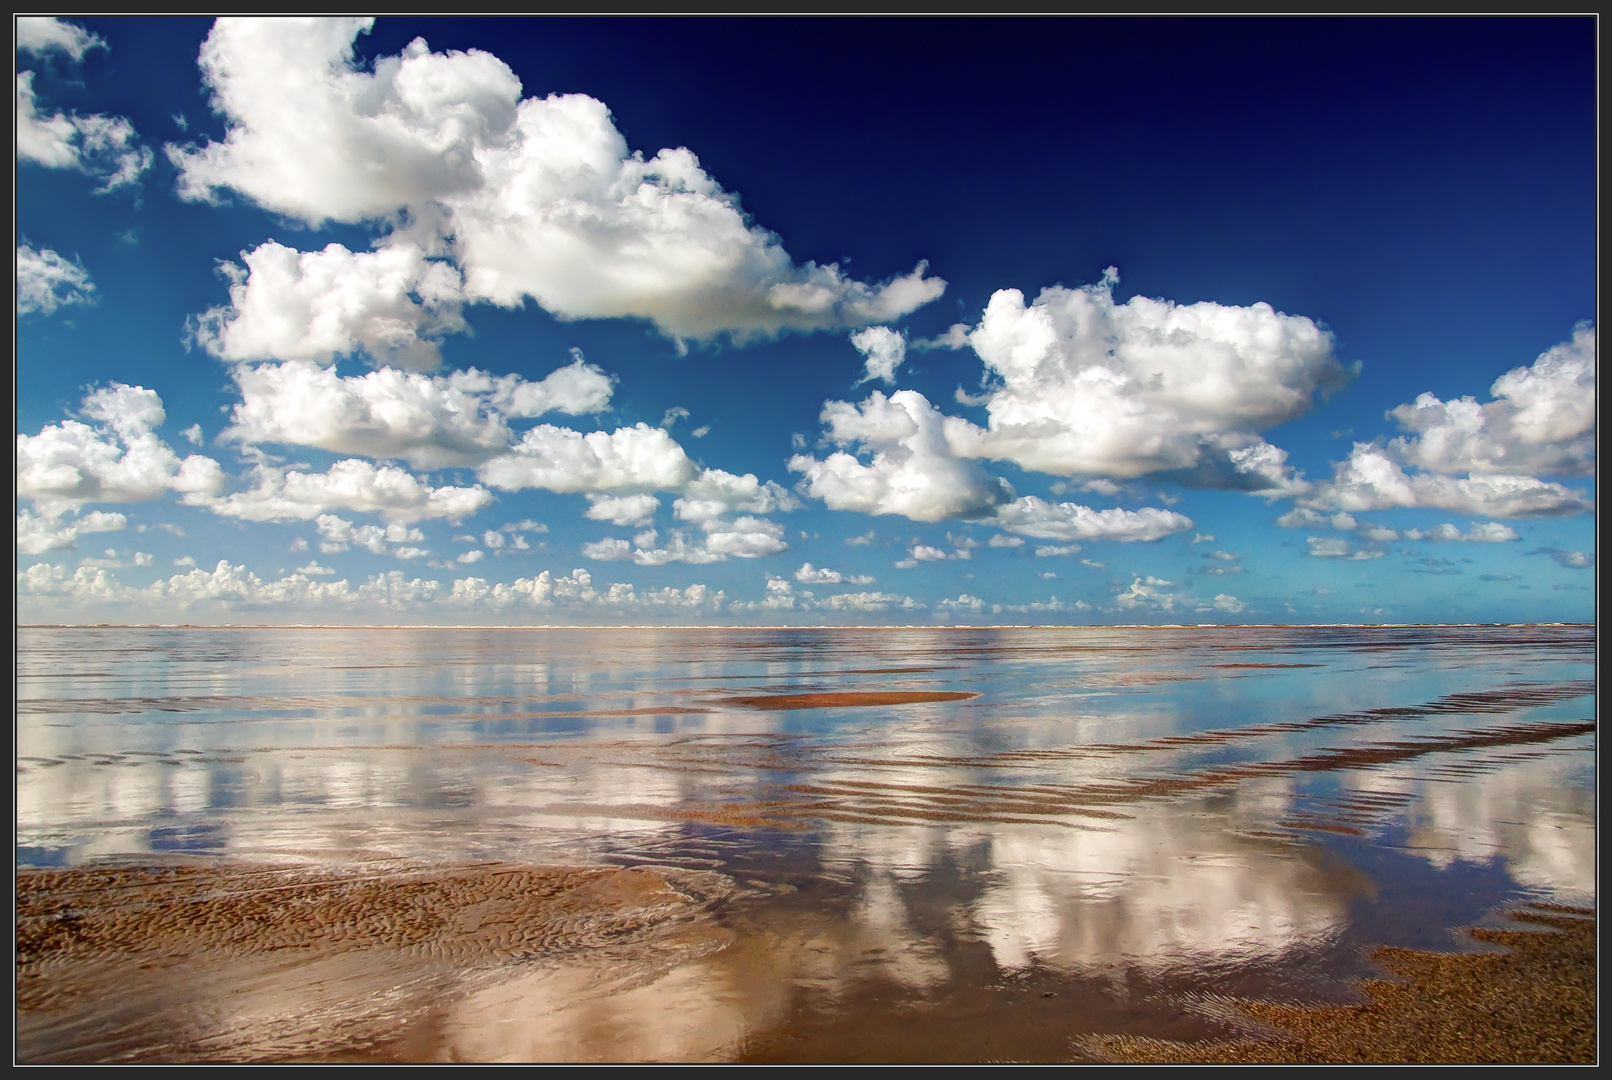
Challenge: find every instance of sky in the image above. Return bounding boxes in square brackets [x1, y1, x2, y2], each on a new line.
[15, 16, 1596, 625]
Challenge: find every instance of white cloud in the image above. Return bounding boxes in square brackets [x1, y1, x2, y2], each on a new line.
[1304, 327, 1595, 519]
[1034, 544, 1082, 558]
[16, 71, 152, 191]
[1212, 593, 1245, 614]
[789, 389, 1014, 522]
[992, 495, 1192, 543]
[480, 422, 698, 494]
[202, 459, 490, 522]
[1386, 324, 1594, 478]
[225, 355, 613, 468]
[585, 515, 787, 566]
[16, 17, 107, 60]
[908, 544, 952, 561]
[794, 562, 874, 585]
[457, 549, 484, 564]
[166, 19, 944, 343]
[316, 514, 425, 554]
[951, 269, 1348, 486]
[937, 593, 985, 612]
[16, 245, 94, 315]
[17, 384, 226, 517]
[851, 326, 906, 385]
[1402, 522, 1520, 543]
[809, 590, 925, 614]
[1306, 444, 1592, 518]
[1532, 547, 1594, 569]
[585, 493, 660, 527]
[296, 561, 337, 576]
[1305, 537, 1384, 560]
[192, 240, 466, 370]
[1115, 576, 1177, 611]
[988, 534, 1024, 547]
[673, 467, 800, 524]
[15, 508, 126, 555]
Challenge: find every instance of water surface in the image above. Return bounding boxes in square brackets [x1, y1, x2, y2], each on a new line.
[15, 625, 1595, 1061]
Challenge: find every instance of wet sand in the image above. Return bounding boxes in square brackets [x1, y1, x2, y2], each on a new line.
[17, 863, 1594, 1063]
[17, 861, 738, 1063]
[1093, 908, 1595, 1064]
[721, 690, 979, 710]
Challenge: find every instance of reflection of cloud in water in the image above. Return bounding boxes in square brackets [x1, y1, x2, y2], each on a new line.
[820, 779, 1348, 974]
[1355, 753, 1595, 903]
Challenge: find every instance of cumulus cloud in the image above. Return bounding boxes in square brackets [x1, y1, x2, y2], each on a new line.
[480, 422, 697, 494]
[202, 459, 490, 523]
[1531, 547, 1594, 569]
[1386, 324, 1594, 478]
[794, 562, 874, 585]
[315, 514, 426, 555]
[1115, 576, 1177, 611]
[15, 508, 126, 555]
[167, 18, 944, 343]
[1401, 522, 1519, 543]
[16, 17, 107, 60]
[1305, 327, 1595, 518]
[852, 326, 906, 385]
[17, 384, 226, 517]
[1212, 593, 1245, 613]
[1305, 537, 1384, 560]
[16, 71, 152, 191]
[992, 496, 1193, 543]
[16, 245, 94, 315]
[225, 355, 613, 467]
[673, 467, 800, 524]
[789, 389, 1014, 522]
[584, 516, 787, 566]
[948, 268, 1348, 487]
[585, 493, 660, 527]
[1306, 444, 1592, 518]
[192, 240, 467, 369]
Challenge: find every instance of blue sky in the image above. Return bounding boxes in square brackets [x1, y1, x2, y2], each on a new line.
[16, 16, 1596, 625]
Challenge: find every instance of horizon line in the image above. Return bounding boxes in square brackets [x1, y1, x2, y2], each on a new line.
[16, 622, 1595, 631]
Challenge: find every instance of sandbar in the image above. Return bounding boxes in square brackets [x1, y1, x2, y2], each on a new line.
[721, 690, 979, 710]
[1091, 907, 1595, 1064]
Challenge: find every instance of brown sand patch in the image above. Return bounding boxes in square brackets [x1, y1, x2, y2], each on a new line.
[721, 691, 979, 710]
[1208, 663, 1322, 669]
[17, 861, 736, 1062]
[1091, 909, 1594, 1063]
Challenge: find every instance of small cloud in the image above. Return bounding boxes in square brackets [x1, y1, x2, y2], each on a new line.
[845, 530, 877, 546]
[1191, 533, 1215, 544]
[1038, 571, 1058, 579]
[691, 425, 710, 438]
[1080, 558, 1106, 568]
[1212, 593, 1244, 613]
[289, 537, 309, 552]
[296, 561, 337, 576]
[660, 406, 690, 430]
[181, 423, 204, 445]
[173, 555, 197, 567]
[1478, 573, 1519, 582]
[1529, 547, 1593, 569]
[1035, 544, 1082, 557]
[988, 534, 1025, 548]
[456, 549, 485, 564]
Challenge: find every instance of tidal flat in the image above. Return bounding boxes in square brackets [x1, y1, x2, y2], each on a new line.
[15, 625, 1595, 1063]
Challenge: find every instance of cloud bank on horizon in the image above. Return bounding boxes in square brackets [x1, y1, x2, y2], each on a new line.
[15, 17, 1596, 624]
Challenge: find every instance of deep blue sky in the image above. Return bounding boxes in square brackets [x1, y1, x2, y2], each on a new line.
[16, 17, 1596, 624]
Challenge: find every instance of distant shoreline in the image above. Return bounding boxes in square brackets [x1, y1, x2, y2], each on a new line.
[15, 622, 1595, 631]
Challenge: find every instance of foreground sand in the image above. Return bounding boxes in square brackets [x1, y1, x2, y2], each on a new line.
[1092, 907, 1595, 1064]
[16, 862, 1595, 1063]
[17, 861, 739, 1063]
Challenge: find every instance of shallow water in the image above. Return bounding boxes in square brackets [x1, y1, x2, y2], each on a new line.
[15, 625, 1596, 1062]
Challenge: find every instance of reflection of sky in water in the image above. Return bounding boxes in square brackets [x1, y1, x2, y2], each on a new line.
[17, 626, 1595, 984]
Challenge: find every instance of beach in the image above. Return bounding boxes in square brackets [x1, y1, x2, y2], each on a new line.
[15, 625, 1595, 1062]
